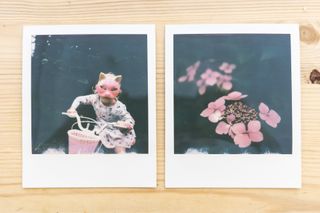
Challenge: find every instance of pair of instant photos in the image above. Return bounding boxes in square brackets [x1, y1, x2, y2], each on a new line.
[23, 25, 300, 188]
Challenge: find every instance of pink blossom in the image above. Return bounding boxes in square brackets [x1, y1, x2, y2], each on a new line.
[231, 120, 264, 148]
[178, 61, 201, 82]
[219, 62, 236, 74]
[216, 74, 232, 90]
[215, 114, 236, 138]
[223, 91, 248, 101]
[196, 79, 207, 95]
[200, 98, 226, 123]
[196, 69, 221, 95]
[200, 69, 221, 86]
[259, 102, 281, 128]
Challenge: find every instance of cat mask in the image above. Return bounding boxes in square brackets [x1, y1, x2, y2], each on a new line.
[95, 72, 122, 99]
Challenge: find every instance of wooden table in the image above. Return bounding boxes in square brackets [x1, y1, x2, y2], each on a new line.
[0, 0, 319, 212]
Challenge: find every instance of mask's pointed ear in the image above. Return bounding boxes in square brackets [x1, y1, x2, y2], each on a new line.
[115, 75, 122, 83]
[99, 72, 106, 81]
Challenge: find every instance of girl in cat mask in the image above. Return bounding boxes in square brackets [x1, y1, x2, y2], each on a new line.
[67, 72, 136, 154]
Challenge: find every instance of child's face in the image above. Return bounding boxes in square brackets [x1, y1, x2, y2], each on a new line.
[95, 78, 121, 99]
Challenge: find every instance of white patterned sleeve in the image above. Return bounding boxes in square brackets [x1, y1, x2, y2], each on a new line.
[70, 94, 97, 109]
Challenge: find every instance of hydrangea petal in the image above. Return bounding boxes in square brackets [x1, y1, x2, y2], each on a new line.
[249, 131, 264, 142]
[217, 104, 226, 112]
[234, 133, 251, 148]
[259, 103, 281, 128]
[224, 91, 247, 100]
[215, 121, 230, 135]
[259, 112, 268, 121]
[198, 86, 206, 95]
[206, 77, 217, 86]
[231, 123, 246, 134]
[259, 102, 269, 114]
[208, 110, 222, 123]
[178, 75, 188, 82]
[228, 91, 241, 98]
[219, 62, 236, 74]
[200, 108, 214, 117]
[269, 110, 281, 124]
[212, 71, 222, 78]
[223, 75, 232, 81]
[200, 69, 210, 79]
[219, 62, 228, 71]
[222, 81, 232, 90]
[248, 120, 261, 132]
[196, 79, 204, 87]
[265, 117, 278, 128]
[213, 97, 225, 108]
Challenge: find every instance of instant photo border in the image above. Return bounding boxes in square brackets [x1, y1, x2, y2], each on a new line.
[22, 25, 156, 188]
[165, 24, 301, 188]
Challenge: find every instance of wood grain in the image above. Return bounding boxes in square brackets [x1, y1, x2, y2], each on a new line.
[1, 0, 320, 212]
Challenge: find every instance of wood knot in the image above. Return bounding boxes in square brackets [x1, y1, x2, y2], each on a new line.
[310, 69, 320, 84]
[300, 25, 320, 44]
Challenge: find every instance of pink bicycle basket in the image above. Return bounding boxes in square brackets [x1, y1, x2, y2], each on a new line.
[68, 129, 100, 154]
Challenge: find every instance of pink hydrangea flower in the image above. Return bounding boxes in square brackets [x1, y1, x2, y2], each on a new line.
[231, 120, 264, 148]
[219, 62, 236, 74]
[178, 60, 201, 82]
[200, 69, 221, 86]
[196, 69, 222, 95]
[215, 114, 236, 138]
[259, 102, 281, 128]
[216, 74, 232, 90]
[223, 91, 248, 101]
[200, 97, 226, 123]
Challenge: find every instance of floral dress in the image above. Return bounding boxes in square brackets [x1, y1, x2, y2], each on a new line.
[71, 94, 136, 148]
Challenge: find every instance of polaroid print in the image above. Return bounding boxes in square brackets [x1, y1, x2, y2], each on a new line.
[23, 25, 156, 187]
[165, 24, 301, 188]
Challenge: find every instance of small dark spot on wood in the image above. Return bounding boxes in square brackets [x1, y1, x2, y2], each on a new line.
[310, 69, 320, 83]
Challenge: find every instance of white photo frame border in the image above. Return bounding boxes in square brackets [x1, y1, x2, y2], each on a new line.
[165, 24, 301, 188]
[23, 25, 156, 188]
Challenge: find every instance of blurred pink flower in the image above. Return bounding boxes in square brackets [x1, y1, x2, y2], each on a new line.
[196, 69, 222, 95]
[224, 91, 248, 101]
[200, 97, 226, 123]
[200, 69, 221, 86]
[216, 74, 232, 90]
[215, 114, 236, 138]
[219, 62, 236, 74]
[231, 120, 264, 148]
[196, 79, 207, 95]
[178, 60, 201, 82]
[259, 102, 281, 128]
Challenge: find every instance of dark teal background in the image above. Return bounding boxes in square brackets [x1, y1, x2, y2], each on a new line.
[32, 34, 148, 154]
[174, 34, 292, 154]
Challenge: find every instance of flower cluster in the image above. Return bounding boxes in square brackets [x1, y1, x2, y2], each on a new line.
[200, 91, 281, 148]
[178, 61, 236, 95]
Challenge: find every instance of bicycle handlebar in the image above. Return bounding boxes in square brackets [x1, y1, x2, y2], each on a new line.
[62, 112, 88, 132]
[62, 112, 129, 134]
